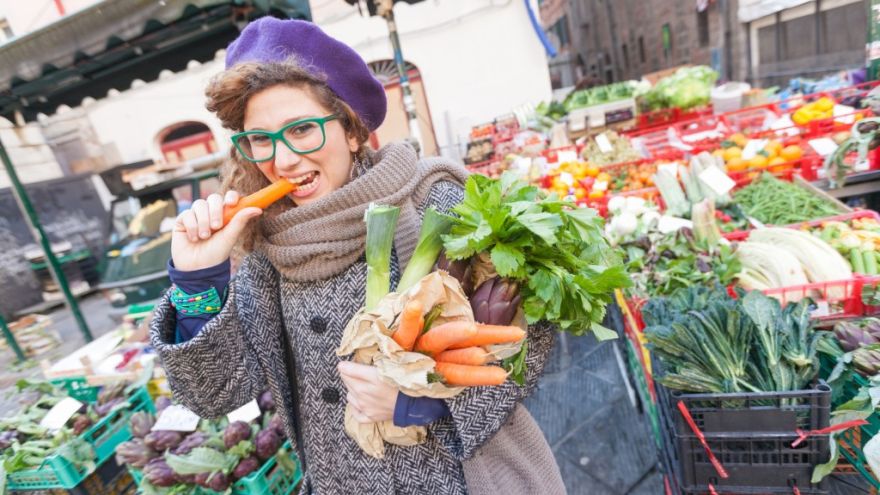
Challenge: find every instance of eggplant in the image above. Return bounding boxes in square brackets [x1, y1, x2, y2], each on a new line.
[224, 421, 252, 449]
[144, 430, 183, 452]
[173, 431, 209, 455]
[129, 412, 155, 439]
[233, 456, 261, 480]
[254, 428, 281, 460]
[115, 438, 158, 468]
[258, 390, 275, 413]
[143, 457, 176, 487]
[471, 276, 521, 325]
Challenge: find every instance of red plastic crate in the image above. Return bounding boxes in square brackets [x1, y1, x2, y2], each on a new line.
[721, 103, 781, 135]
[763, 278, 864, 321]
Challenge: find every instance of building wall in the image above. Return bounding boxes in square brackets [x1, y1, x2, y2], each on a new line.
[0, 119, 65, 188]
[0, 0, 102, 42]
[311, 0, 553, 159]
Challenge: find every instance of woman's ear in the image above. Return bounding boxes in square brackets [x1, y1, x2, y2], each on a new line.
[348, 134, 359, 153]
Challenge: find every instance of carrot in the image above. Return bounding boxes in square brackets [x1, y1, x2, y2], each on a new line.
[414, 320, 477, 355]
[448, 324, 526, 350]
[435, 347, 494, 366]
[222, 179, 296, 226]
[391, 300, 424, 351]
[434, 362, 507, 386]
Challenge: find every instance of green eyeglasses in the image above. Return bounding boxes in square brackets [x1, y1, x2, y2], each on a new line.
[231, 114, 339, 162]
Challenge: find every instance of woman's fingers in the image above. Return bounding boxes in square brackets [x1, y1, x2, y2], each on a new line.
[224, 190, 240, 205]
[206, 194, 225, 230]
[177, 210, 200, 243]
[337, 361, 378, 384]
[191, 199, 212, 239]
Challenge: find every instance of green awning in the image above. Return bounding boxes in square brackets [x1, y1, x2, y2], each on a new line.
[0, 0, 311, 122]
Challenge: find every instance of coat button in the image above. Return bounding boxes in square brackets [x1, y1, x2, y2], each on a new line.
[309, 316, 327, 334]
[321, 387, 340, 404]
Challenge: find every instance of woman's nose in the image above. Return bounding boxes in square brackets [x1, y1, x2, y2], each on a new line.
[273, 141, 302, 172]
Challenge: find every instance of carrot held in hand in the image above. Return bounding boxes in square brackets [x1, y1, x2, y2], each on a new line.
[391, 300, 424, 351]
[222, 179, 297, 226]
[435, 347, 493, 366]
[414, 320, 477, 356]
[435, 362, 507, 386]
[448, 324, 526, 350]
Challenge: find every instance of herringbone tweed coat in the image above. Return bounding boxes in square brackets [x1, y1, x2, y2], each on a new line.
[150, 181, 557, 494]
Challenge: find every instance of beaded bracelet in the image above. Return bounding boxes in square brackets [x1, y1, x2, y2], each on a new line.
[170, 286, 223, 316]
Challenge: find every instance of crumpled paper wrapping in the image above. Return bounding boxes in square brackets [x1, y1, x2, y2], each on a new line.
[336, 271, 470, 458]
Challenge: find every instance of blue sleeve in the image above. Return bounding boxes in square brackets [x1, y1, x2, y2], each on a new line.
[168, 259, 231, 343]
[393, 392, 451, 427]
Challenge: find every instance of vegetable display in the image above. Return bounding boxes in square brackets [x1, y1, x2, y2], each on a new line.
[807, 215, 880, 274]
[641, 66, 718, 111]
[580, 131, 642, 166]
[563, 82, 637, 112]
[733, 173, 841, 225]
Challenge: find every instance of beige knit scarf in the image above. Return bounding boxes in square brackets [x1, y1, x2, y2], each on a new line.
[256, 142, 469, 281]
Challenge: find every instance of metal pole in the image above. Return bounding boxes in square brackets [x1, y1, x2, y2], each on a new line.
[378, 0, 422, 154]
[0, 133, 93, 342]
[0, 313, 26, 362]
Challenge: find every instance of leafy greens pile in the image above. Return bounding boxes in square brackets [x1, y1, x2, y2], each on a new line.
[644, 286, 821, 394]
[442, 172, 630, 339]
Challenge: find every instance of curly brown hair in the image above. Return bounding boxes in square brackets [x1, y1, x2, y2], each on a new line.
[204, 60, 373, 251]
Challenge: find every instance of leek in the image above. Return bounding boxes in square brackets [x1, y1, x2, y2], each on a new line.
[364, 203, 400, 311]
[397, 208, 454, 294]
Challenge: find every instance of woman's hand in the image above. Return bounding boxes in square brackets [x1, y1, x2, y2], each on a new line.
[337, 361, 398, 423]
[171, 191, 262, 271]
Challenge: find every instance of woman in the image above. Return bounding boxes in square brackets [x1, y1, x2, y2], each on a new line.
[150, 17, 564, 495]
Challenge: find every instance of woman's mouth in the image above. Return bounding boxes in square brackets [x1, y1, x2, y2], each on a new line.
[289, 171, 320, 198]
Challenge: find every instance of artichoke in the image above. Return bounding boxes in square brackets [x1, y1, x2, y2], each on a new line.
[255, 428, 281, 460]
[834, 321, 879, 352]
[470, 276, 521, 325]
[224, 421, 252, 449]
[175, 472, 197, 484]
[144, 430, 184, 452]
[70, 414, 93, 435]
[258, 390, 275, 413]
[195, 472, 231, 492]
[115, 438, 159, 468]
[143, 457, 176, 487]
[853, 347, 880, 376]
[97, 382, 127, 405]
[233, 456, 261, 480]
[173, 431, 208, 455]
[268, 414, 286, 437]
[863, 319, 880, 340]
[437, 253, 474, 295]
[94, 397, 125, 417]
[0, 430, 21, 450]
[130, 412, 155, 439]
[154, 396, 172, 413]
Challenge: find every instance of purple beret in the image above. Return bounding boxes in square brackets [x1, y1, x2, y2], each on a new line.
[225, 17, 387, 131]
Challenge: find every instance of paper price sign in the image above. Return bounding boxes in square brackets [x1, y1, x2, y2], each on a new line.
[152, 404, 201, 432]
[39, 397, 84, 431]
[657, 216, 693, 234]
[227, 400, 261, 424]
[595, 134, 614, 154]
[698, 166, 736, 197]
[556, 150, 578, 164]
[808, 138, 838, 157]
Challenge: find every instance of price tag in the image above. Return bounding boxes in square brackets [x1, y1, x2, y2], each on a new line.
[833, 104, 856, 124]
[152, 404, 201, 432]
[658, 216, 693, 234]
[556, 150, 578, 164]
[698, 166, 736, 196]
[39, 397, 84, 431]
[595, 134, 614, 154]
[808, 138, 839, 157]
[810, 300, 830, 318]
[227, 399, 261, 424]
[741, 139, 768, 160]
[658, 162, 679, 178]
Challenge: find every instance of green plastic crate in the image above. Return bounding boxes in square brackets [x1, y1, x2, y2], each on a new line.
[6, 386, 154, 490]
[129, 441, 301, 495]
[623, 337, 662, 449]
[48, 376, 101, 403]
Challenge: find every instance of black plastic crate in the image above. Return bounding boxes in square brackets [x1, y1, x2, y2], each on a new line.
[653, 360, 831, 494]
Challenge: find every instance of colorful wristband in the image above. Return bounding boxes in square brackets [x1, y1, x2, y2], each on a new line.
[170, 286, 224, 315]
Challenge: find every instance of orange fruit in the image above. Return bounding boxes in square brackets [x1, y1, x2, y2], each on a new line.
[766, 140, 783, 156]
[768, 156, 787, 167]
[712, 149, 725, 158]
[725, 157, 748, 172]
[723, 146, 743, 162]
[748, 155, 769, 169]
[588, 190, 605, 199]
[780, 145, 804, 162]
[585, 164, 600, 177]
[597, 172, 612, 183]
[729, 133, 748, 148]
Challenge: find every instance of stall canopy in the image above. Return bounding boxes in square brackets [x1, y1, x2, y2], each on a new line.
[0, 0, 311, 123]
[737, 0, 812, 23]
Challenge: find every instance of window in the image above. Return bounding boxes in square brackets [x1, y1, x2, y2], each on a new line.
[662, 24, 672, 59]
[0, 18, 13, 41]
[638, 36, 646, 63]
[552, 15, 571, 47]
[622, 43, 629, 68]
[697, 8, 710, 47]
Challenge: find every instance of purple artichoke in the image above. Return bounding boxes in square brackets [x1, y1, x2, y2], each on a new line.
[224, 421, 252, 449]
[175, 472, 197, 484]
[233, 456, 261, 480]
[470, 277, 521, 325]
[97, 382, 126, 405]
[144, 430, 183, 452]
[437, 253, 474, 295]
[268, 414, 286, 437]
[255, 428, 281, 460]
[143, 457, 176, 487]
[154, 396, 172, 413]
[172, 431, 209, 455]
[195, 472, 231, 492]
[93, 397, 125, 417]
[0, 430, 21, 450]
[853, 347, 880, 376]
[129, 412, 155, 439]
[258, 390, 275, 413]
[834, 321, 879, 352]
[115, 438, 159, 468]
[70, 414, 93, 435]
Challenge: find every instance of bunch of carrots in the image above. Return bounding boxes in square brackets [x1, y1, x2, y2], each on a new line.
[390, 300, 525, 387]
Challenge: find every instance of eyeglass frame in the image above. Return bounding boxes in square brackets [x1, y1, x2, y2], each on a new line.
[231, 114, 339, 163]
